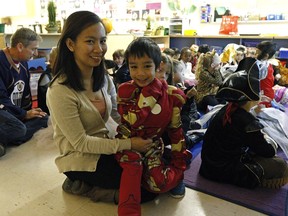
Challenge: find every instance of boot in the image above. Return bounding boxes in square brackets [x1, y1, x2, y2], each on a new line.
[86, 187, 119, 203]
[62, 178, 92, 195]
[115, 150, 143, 216]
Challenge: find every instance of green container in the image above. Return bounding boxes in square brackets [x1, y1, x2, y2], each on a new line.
[0, 24, 5, 33]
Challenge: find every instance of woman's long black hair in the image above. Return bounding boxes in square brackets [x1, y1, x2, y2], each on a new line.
[50, 11, 107, 92]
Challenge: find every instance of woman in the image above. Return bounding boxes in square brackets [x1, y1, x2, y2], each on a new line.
[47, 11, 155, 203]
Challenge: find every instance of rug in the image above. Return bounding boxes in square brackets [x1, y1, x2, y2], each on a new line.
[184, 151, 288, 216]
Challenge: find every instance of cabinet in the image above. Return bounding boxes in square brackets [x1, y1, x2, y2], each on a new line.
[146, 36, 170, 50]
[169, 35, 288, 52]
[0, 34, 6, 49]
[169, 18, 183, 35]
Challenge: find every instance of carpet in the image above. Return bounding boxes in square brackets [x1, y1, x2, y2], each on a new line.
[184, 150, 288, 216]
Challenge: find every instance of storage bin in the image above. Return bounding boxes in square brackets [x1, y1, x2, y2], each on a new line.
[243, 41, 258, 47]
[275, 14, 283, 20]
[184, 29, 196, 36]
[0, 23, 5, 33]
[267, 14, 276, 20]
[279, 48, 288, 59]
[210, 46, 223, 55]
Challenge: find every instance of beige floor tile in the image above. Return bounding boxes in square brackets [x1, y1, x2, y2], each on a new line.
[0, 123, 266, 216]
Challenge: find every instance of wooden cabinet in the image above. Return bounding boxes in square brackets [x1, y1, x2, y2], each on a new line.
[146, 36, 170, 50]
[0, 34, 6, 49]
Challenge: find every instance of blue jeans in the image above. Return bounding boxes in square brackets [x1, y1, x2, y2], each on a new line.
[0, 110, 48, 146]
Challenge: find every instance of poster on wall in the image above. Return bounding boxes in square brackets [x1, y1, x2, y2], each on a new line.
[132, 10, 140, 20]
[40, 0, 165, 21]
[142, 9, 149, 20]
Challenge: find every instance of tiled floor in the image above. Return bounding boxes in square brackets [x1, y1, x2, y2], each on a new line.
[0, 121, 265, 216]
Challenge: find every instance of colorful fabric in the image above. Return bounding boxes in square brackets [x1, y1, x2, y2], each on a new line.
[195, 68, 222, 104]
[274, 85, 288, 108]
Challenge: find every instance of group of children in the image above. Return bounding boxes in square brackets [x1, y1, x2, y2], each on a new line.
[40, 27, 288, 215]
[109, 37, 288, 215]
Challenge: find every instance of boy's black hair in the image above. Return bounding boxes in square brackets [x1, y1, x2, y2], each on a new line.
[198, 44, 210, 54]
[171, 47, 181, 55]
[125, 37, 162, 68]
[162, 48, 175, 57]
[256, 41, 276, 60]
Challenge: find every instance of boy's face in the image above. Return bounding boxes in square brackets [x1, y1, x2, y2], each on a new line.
[235, 52, 244, 62]
[173, 71, 183, 84]
[255, 48, 269, 60]
[181, 50, 192, 62]
[173, 53, 180, 60]
[128, 53, 156, 87]
[155, 61, 170, 81]
[113, 56, 124, 67]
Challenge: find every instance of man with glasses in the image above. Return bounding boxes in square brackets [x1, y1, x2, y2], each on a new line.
[0, 28, 48, 157]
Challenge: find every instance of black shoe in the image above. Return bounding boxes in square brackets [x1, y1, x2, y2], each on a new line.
[0, 143, 6, 157]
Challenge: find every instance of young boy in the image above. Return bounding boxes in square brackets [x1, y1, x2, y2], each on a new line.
[200, 57, 288, 189]
[37, 47, 57, 114]
[112, 49, 131, 87]
[115, 37, 191, 216]
[256, 41, 277, 107]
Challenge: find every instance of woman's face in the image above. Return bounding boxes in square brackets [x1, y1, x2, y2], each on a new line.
[66, 23, 107, 73]
[128, 53, 156, 87]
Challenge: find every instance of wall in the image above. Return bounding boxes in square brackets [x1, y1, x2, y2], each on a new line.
[1, 0, 288, 36]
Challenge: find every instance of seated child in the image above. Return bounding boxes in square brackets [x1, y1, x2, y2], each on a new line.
[179, 47, 196, 86]
[200, 57, 288, 189]
[37, 47, 57, 114]
[112, 49, 125, 71]
[195, 50, 224, 113]
[112, 49, 131, 88]
[171, 47, 181, 60]
[256, 41, 277, 107]
[173, 59, 200, 132]
[155, 53, 174, 85]
[115, 37, 191, 216]
[155, 56, 199, 148]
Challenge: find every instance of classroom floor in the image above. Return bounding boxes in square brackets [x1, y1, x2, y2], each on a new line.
[0, 120, 266, 216]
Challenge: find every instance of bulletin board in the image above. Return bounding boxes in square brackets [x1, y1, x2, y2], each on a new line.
[40, 0, 166, 21]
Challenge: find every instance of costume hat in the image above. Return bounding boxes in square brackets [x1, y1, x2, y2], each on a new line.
[216, 57, 260, 102]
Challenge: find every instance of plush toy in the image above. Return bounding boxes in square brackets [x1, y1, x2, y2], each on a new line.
[273, 60, 288, 86]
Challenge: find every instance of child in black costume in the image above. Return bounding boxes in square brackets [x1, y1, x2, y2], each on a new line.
[200, 57, 288, 189]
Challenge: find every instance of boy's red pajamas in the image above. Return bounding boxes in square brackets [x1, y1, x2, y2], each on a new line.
[115, 78, 191, 215]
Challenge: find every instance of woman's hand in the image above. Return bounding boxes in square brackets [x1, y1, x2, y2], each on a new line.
[130, 137, 153, 153]
[25, 108, 47, 120]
